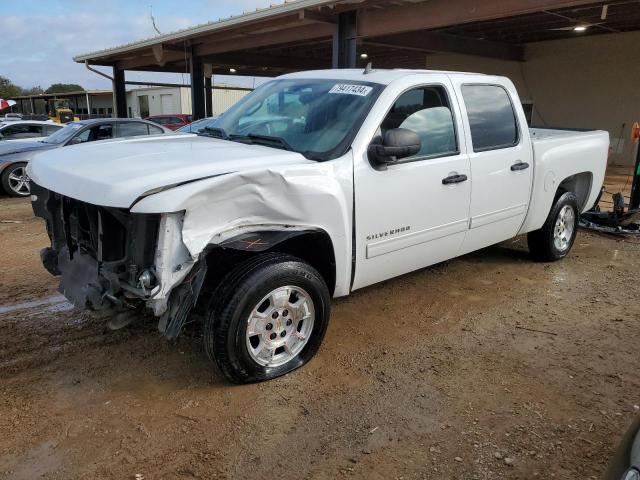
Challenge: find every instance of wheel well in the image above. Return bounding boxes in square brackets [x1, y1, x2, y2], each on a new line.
[268, 231, 336, 295]
[198, 230, 337, 310]
[557, 172, 593, 210]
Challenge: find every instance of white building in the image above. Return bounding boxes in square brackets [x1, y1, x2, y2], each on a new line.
[126, 85, 250, 118]
[15, 84, 251, 119]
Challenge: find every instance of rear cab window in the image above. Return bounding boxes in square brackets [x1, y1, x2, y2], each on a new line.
[461, 84, 519, 152]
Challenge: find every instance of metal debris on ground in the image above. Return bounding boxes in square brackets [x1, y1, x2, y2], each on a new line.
[580, 122, 640, 235]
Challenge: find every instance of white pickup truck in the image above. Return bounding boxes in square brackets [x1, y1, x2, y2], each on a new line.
[28, 69, 608, 383]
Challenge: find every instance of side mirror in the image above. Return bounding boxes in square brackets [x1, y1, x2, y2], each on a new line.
[368, 128, 421, 167]
[67, 136, 82, 145]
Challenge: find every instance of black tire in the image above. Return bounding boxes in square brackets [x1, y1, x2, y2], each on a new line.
[527, 191, 579, 262]
[1, 162, 30, 197]
[204, 252, 331, 384]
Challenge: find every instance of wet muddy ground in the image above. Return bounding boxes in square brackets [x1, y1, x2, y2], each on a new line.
[1, 187, 639, 479]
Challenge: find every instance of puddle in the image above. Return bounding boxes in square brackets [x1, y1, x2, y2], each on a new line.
[0, 295, 71, 315]
[4, 440, 65, 480]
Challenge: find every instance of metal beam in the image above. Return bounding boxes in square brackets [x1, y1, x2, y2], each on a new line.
[124, 80, 252, 91]
[333, 10, 357, 68]
[113, 68, 127, 118]
[117, 51, 185, 70]
[358, 0, 605, 38]
[125, 80, 190, 88]
[298, 9, 336, 24]
[194, 23, 335, 57]
[201, 52, 326, 70]
[366, 31, 524, 62]
[190, 53, 206, 121]
[127, 65, 191, 73]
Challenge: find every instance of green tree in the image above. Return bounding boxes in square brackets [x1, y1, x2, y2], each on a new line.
[45, 83, 85, 94]
[0, 76, 22, 99]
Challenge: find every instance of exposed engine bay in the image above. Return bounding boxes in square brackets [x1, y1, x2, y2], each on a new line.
[29, 181, 205, 338]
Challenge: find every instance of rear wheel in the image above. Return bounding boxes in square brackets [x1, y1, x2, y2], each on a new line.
[204, 253, 330, 384]
[1, 162, 30, 197]
[527, 191, 579, 261]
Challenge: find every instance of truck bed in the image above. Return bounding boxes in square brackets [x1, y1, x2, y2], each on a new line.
[518, 127, 609, 234]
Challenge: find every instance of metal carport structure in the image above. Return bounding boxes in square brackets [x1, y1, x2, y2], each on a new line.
[73, 0, 640, 138]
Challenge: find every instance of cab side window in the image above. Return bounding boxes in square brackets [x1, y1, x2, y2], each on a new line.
[380, 86, 458, 160]
[461, 85, 519, 152]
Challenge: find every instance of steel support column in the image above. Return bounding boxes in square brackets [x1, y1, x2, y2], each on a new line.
[113, 68, 127, 118]
[332, 11, 357, 68]
[190, 52, 206, 121]
[205, 76, 213, 118]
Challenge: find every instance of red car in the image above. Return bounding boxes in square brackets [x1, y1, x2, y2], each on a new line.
[145, 114, 192, 131]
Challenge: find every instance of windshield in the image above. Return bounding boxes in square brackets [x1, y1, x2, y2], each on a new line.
[211, 79, 382, 161]
[178, 116, 218, 133]
[42, 121, 85, 144]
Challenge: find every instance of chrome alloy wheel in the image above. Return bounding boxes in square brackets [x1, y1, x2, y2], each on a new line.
[7, 165, 30, 196]
[246, 285, 315, 368]
[554, 204, 575, 252]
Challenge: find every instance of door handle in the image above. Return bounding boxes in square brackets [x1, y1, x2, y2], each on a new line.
[510, 162, 530, 171]
[442, 174, 468, 185]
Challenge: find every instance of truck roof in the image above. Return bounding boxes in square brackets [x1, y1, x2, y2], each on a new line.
[281, 68, 488, 85]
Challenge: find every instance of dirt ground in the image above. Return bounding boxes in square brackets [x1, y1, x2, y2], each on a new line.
[1, 173, 639, 480]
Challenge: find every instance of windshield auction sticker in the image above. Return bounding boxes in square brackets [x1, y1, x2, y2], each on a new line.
[329, 84, 373, 96]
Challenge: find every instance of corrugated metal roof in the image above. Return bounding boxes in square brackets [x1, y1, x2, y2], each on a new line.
[74, 0, 341, 62]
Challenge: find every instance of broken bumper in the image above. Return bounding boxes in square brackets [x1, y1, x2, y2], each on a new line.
[30, 182, 200, 332]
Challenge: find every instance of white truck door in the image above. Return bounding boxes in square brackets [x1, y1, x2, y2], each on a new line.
[450, 79, 533, 255]
[352, 79, 471, 290]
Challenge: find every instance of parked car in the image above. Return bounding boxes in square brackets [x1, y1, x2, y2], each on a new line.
[145, 114, 192, 130]
[1, 118, 171, 196]
[0, 120, 63, 141]
[28, 69, 608, 383]
[177, 116, 218, 134]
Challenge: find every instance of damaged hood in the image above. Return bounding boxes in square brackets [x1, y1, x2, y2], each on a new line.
[27, 134, 312, 208]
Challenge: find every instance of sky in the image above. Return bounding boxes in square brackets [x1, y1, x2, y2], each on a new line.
[0, 0, 279, 92]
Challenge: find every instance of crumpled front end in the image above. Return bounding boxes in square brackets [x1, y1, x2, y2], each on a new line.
[30, 181, 202, 338]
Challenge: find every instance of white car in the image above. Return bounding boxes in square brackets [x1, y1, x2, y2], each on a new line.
[0, 120, 62, 141]
[28, 68, 609, 383]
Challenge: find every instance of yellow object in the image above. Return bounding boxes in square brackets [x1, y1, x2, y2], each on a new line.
[47, 98, 79, 124]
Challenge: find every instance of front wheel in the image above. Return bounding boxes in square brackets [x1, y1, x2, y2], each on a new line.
[204, 253, 330, 384]
[527, 191, 579, 261]
[1, 162, 30, 197]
